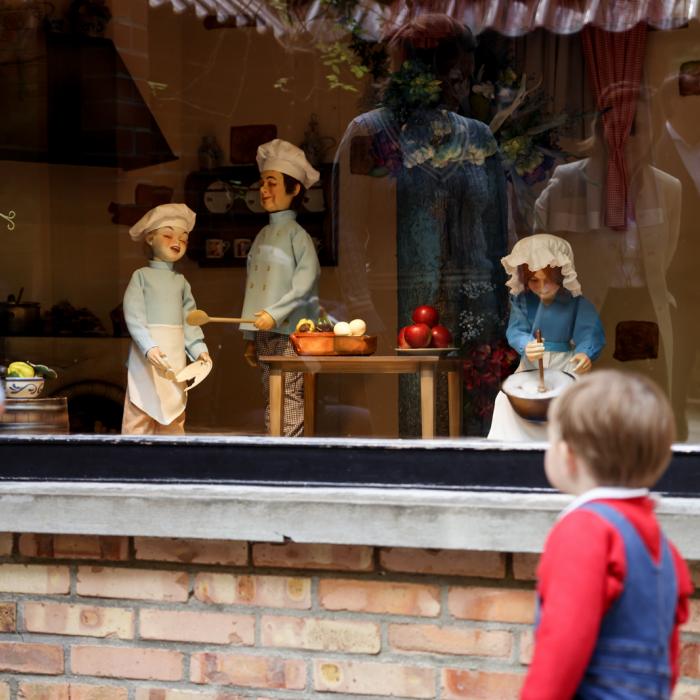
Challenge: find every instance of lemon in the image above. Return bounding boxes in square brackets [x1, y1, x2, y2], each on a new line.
[7, 361, 35, 378]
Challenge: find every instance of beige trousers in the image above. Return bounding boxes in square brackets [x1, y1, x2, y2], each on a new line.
[121, 389, 186, 435]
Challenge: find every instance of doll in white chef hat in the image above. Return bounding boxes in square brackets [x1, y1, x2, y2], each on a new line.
[488, 233, 605, 441]
[239, 139, 321, 436]
[121, 203, 211, 435]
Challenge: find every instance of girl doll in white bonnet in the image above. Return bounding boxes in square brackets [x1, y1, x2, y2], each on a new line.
[239, 139, 321, 437]
[488, 234, 605, 441]
[122, 203, 211, 434]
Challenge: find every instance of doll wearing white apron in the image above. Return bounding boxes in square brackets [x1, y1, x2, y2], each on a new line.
[122, 204, 210, 434]
[488, 235, 605, 442]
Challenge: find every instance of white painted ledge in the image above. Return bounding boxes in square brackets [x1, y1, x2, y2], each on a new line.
[0, 482, 699, 557]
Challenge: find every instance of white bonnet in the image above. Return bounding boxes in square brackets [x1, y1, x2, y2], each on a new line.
[501, 234, 581, 297]
[129, 203, 196, 241]
[256, 139, 320, 189]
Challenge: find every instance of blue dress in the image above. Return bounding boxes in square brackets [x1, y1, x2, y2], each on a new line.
[507, 289, 605, 365]
[349, 108, 510, 435]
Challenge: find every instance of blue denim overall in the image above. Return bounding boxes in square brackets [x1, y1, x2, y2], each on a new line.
[566, 503, 678, 699]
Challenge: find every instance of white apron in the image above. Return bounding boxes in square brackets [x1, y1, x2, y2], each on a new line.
[127, 324, 187, 425]
[488, 350, 576, 442]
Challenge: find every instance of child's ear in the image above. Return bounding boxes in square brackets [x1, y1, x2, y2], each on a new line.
[562, 441, 581, 479]
[145, 233, 154, 247]
[292, 182, 301, 197]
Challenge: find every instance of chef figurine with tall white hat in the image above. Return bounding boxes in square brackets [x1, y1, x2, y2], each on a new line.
[240, 139, 321, 437]
[122, 203, 212, 434]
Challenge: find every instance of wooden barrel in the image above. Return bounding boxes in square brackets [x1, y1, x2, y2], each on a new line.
[0, 397, 69, 434]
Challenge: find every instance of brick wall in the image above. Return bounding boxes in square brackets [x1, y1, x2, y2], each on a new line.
[0, 533, 698, 699]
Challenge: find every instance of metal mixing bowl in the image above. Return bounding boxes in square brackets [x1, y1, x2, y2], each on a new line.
[502, 369, 575, 422]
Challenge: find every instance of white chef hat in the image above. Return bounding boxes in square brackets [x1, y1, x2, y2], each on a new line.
[256, 139, 320, 189]
[129, 203, 196, 242]
[501, 234, 581, 297]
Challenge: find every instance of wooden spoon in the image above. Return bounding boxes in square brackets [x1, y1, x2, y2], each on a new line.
[187, 310, 256, 326]
[535, 329, 546, 393]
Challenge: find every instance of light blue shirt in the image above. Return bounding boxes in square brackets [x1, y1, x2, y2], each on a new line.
[240, 210, 320, 338]
[123, 260, 208, 359]
[507, 289, 605, 359]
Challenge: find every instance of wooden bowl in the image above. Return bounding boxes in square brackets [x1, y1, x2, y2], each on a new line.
[501, 369, 575, 422]
[290, 332, 336, 356]
[334, 334, 377, 355]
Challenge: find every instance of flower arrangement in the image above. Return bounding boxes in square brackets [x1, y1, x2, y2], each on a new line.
[462, 339, 519, 419]
[471, 65, 571, 233]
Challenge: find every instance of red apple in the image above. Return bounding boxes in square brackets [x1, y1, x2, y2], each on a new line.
[430, 324, 453, 348]
[397, 326, 412, 349]
[404, 323, 432, 348]
[412, 305, 439, 327]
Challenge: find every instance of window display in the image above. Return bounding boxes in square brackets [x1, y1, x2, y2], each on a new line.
[1, 0, 699, 449]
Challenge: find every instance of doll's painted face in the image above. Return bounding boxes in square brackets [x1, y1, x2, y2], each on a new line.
[527, 267, 561, 305]
[147, 226, 189, 263]
[259, 170, 300, 213]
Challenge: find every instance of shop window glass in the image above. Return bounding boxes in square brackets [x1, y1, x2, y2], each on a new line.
[1, 0, 699, 449]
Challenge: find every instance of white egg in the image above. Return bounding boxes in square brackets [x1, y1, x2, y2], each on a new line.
[348, 319, 366, 336]
[333, 321, 352, 336]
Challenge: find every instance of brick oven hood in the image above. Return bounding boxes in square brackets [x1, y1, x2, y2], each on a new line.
[0, 33, 177, 170]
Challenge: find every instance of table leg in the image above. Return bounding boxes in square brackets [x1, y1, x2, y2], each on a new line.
[269, 368, 283, 436]
[447, 367, 463, 438]
[419, 364, 436, 439]
[304, 372, 316, 437]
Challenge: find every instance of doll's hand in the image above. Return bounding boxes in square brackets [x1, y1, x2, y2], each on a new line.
[570, 353, 592, 374]
[254, 310, 275, 331]
[198, 352, 212, 365]
[146, 346, 175, 378]
[525, 338, 545, 363]
[244, 340, 257, 368]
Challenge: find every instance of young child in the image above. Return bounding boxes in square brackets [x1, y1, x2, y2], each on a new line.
[239, 139, 321, 437]
[122, 203, 211, 434]
[488, 234, 605, 440]
[521, 370, 692, 700]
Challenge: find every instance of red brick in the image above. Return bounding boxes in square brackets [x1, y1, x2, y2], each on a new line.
[134, 538, 248, 566]
[261, 615, 380, 653]
[135, 691, 244, 700]
[0, 564, 70, 594]
[0, 534, 12, 557]
[673, 683, 700, 699]
[442, 669, 524, 699]
[195, 573, 310, 609]
[685, 599, 700, 634]
[252, 543, 373, 571]
[380, 548, 505, 578]
[319, 579, 440, 617]
[76, 567, 188, 602]
[389, 623, 512, 658]
[18, 683, 129, 699]
[72, 645, 183, 681]
[0, 642, 64, 674]
[19, 535, 128, 561]
[680, 642, 700, 679]
[140, 609, 255, 645]
[24, 602, 134, 639]
[513, 553, 540, 581]
[519, 630, 535, 665]
[448, 586, 535, 624]
[190, 653, 305, 689]
[313, 659, 434, 697]
[0, 603, 15, 632]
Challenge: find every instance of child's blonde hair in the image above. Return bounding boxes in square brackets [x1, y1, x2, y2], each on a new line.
[548, 370, 675, 488]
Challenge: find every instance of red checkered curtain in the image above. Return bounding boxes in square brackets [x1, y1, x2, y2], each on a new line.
[582, 22, 648, 231]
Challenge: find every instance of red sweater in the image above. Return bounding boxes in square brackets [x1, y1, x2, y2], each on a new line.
[520, 497, 693, 700]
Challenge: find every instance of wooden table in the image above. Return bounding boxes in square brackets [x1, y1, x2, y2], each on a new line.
[259, 355, 463, 439]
